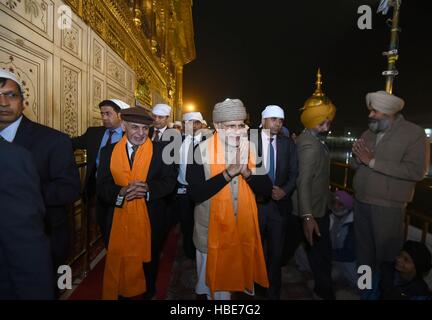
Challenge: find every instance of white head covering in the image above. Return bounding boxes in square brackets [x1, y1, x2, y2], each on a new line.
[262, 105, 285, 119]
[152, 103, 172, 116]
[202, 120, 208, 127]
[0, 69, 24, 94]
[174, 121, 182, 127]
[366, 91, 405, 115]
[108, 99, 130, 110]
[183, 111, 204, 122]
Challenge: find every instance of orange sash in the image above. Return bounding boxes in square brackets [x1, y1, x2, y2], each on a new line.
[102, 136, 153, 300]
[206, 133, 269, 295]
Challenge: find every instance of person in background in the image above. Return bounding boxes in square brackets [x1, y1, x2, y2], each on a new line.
[363, 240, 432, 300]
[71, 99, 130, 247]
[151, 103, 171, 142]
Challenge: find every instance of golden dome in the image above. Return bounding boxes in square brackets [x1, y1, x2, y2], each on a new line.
[301, 68, 335, 111]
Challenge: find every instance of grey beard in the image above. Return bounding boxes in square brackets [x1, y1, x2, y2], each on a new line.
[368, 118, 390, 133]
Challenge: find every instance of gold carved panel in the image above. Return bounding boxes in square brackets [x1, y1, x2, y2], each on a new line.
[0, 0, 54, 41]
[61, 60, 79, 136]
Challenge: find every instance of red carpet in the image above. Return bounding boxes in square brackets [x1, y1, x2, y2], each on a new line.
[69, 227, 179, 300]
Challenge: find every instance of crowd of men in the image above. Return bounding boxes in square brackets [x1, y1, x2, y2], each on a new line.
[1, 69, 431, 300]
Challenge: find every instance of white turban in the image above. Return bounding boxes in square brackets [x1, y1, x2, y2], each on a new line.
[183, 111, 204, 122]
[152, 103, 172, 116]
[366, 91, 404, 115]
[262, 105, 285, 119]
[0, 69, 24, 94]
[109, 99, 130, 110]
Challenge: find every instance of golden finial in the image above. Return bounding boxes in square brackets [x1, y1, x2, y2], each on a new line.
[313, 68, 324, 97]
[301, 68, 335, 111]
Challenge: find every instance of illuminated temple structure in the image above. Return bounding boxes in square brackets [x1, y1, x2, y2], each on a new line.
[0, 0, 195, 279]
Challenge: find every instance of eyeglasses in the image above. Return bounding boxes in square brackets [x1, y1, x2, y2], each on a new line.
[0, 92, 21, 100]
[221, 123, 246, 130]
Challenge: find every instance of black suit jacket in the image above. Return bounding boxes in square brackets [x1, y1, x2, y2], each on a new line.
[14, 116, 81, 227]
[0, 141, 54, 299]
[96, 140, 177, 227]
[71, 126, 106, 197]
[257, 131, 298, 215]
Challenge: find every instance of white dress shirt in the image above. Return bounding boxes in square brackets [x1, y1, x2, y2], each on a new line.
[152, 126, 167, 141]
[177, 133, 201, 185]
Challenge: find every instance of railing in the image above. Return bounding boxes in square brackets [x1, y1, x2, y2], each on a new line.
[330, 161, 432, 244]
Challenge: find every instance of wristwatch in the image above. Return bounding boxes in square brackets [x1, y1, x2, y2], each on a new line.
[302, 215, 312, 222]
[115, 194, 125, 208]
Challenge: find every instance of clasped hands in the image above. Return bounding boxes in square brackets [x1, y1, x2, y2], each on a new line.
[119, 180, 149, 201]
[352, 139, 374, 166]
[224, 141, 251, 181]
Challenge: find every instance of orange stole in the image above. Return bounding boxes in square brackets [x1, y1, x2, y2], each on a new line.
[206, 134, 269, 295]
[102, 137, 153, 300]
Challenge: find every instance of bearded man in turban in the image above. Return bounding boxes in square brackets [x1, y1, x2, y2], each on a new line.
[290, 70, 336, 300]
[352, 91, 430, 273]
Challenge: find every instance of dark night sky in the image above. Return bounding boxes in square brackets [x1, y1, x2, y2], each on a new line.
[183, 0, 432, 135]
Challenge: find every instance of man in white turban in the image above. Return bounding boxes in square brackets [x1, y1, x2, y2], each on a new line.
[352, 90, 430, 273]
[257, 105, 298, 299]
[151, 103, 172, 142]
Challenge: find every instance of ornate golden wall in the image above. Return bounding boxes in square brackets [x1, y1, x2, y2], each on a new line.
[0, 0, 195, 135]
[64, 0, 195, 122]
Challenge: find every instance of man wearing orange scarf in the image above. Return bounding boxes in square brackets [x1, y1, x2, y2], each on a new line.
[186, 98, 272, 300]
[96, 107, 176, 300]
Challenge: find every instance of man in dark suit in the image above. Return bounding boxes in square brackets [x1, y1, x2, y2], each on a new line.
[0, 139, 54, 299]
[0, 70, 80, 277]
[97, 107, 176, 299]
[256, 105, 298, 299]
[151, 103, 174, 142]
[71, 99, 129, 246]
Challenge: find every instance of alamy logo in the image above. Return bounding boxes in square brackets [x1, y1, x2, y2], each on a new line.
[57, 5, 72, 30]
[357, 265, 372, 290]
[357, 5, 372, 30]
[57, 265, 72, 290]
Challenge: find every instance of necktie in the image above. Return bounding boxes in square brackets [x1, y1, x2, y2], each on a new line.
[268, 138, 275, 184]
[105, 130, 115, 146]
[153, 129, 160, 142]
[130, 145, 139, 167]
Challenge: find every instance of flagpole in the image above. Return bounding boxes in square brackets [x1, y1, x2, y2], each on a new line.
[382, 0, 402, 94]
